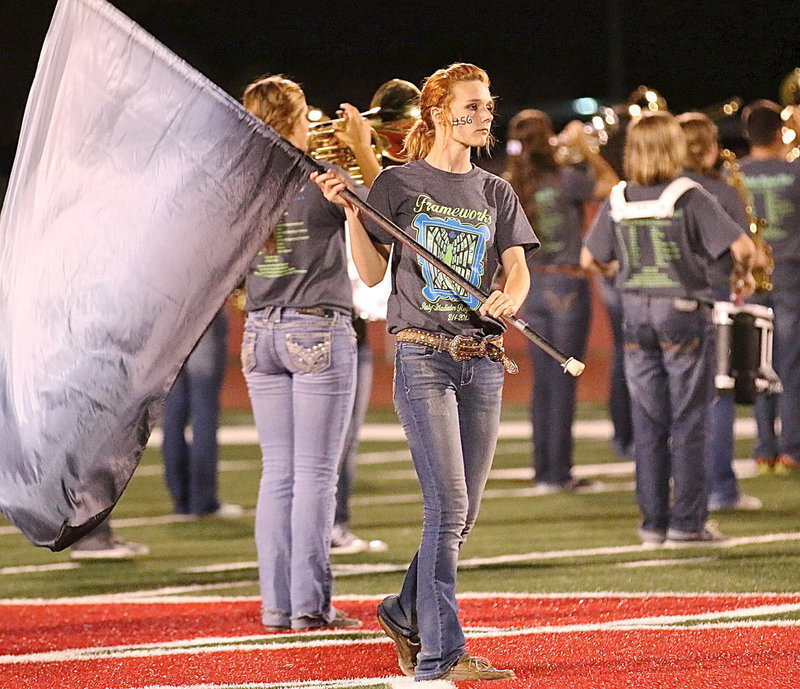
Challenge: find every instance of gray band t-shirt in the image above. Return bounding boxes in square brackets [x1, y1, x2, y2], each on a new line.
[528, 166, 594, 265]
[244, 177, 355, 313]
[683, 171, 749, 292]
[740, 157, 800, 270]
[585, 180, 745, 301]
[362, 159, 539, 338]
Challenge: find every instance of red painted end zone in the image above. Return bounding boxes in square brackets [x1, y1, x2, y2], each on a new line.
[1, 595, 799, 688]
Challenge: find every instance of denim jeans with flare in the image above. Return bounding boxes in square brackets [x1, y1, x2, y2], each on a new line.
[386, 342, 504, 680]
[243, 307, 356, 628]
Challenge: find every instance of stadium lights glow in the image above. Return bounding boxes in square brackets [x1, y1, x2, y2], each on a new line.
[572, 97, 599, 116]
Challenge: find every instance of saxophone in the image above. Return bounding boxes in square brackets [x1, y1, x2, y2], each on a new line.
[719, 148, 773, 292]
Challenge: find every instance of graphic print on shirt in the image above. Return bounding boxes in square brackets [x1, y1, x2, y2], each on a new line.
[412, 208, 490, 315]
[614, 214, 683, 290]
[744, 173, 794, 242]
[534, 187, 567, 256]
[252, 214, 310, 279]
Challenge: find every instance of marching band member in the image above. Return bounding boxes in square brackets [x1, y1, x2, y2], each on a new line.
[739, 100, 800, 475]
[676, 112, 763, 512]
[582, 111, 755, 546]
[240, 75, 373, 631]
[503, 109, 617, 494]
[314, 62, 537, 681]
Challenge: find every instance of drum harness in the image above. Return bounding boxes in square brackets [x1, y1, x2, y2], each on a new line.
[609, 177, 704, 310]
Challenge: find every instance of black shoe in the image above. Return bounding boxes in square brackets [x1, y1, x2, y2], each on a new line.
[377, 596, 420, 677]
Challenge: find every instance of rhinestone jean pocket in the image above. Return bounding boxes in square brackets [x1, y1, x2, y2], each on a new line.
[285, 331, 332, 373]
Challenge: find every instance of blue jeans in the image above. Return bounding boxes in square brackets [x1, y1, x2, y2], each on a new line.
[335, 325, 374, 527]
[600, 277, 634, 457]
[622, 294, 714, 533]
[388, 342, 504, 680]
[525, 272, 591, 484]
[162, 309, 229, 515]
[751, 268, 800, 461]
[242, 307, 356, 627]
[707, 392, 739, 505]
[706, 286, 740, 506]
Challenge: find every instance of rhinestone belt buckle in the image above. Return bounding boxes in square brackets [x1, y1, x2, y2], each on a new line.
[447, 335, 485, 362]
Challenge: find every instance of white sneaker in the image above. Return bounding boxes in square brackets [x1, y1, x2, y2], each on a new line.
[210, 503, 244, 518]
[708, 494, 763, 512]
[330, 525, 388, 554]
[71, 534, 150, 560]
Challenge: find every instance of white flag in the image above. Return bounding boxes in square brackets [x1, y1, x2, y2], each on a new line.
[0, 0, 309, 549]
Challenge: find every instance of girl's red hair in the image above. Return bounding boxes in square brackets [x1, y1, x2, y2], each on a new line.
[402, 63, 492, 161]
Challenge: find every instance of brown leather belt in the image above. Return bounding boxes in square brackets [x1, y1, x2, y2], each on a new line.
[396, 328, 519, 374]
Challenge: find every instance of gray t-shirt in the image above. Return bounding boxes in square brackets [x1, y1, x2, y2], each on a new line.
[529, 166, 594, 265]
[585, 180, 745, 301]
[683, 171, 749, 292]
[363, 159, 539, 338]
[244, 178, 354, 313]
[739, 157, 800, 268]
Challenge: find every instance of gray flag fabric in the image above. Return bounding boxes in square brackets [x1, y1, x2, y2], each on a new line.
[0, 0, 309, 550]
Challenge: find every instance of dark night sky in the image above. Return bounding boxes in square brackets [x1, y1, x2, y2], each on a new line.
[1, 0, 799, 171]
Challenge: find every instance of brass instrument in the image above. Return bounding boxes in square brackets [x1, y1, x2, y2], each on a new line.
[720, 148, 773, 292]
[553, 105, 620, 165]
[627, 85, 667, 117]
[701, 96, 742, 122]
[779, 68, 800, 162]
[307, 79, 421, 183]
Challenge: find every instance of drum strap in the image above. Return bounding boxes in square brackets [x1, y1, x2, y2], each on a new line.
[609, 177, 700, 222]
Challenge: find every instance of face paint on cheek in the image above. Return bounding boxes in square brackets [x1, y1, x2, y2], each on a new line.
[451, 115, 474, 127]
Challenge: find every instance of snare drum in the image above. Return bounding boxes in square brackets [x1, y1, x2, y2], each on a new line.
[712, 302, 783, 404]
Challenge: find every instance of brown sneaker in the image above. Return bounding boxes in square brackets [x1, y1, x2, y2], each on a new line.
[440, 652, 516, 681]
[377, 599, 420, 677]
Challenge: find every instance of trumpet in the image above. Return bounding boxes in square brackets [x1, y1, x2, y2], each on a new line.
[307, 79, 421, 183]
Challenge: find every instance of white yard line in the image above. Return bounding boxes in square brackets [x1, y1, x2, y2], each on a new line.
[109, 678, 450, 689]
[0, 563, 80, 575]
[171, 531, 800, 576]
[617, 557, 715, 568]
[0, 581, 260, 601]
[145, 418, 757, 448]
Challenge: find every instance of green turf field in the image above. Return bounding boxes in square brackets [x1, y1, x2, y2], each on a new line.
[1, 403, 799, 601]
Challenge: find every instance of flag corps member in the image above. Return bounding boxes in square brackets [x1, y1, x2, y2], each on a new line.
[315, 62, 538, 682]
[0, 0, 308, 549]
